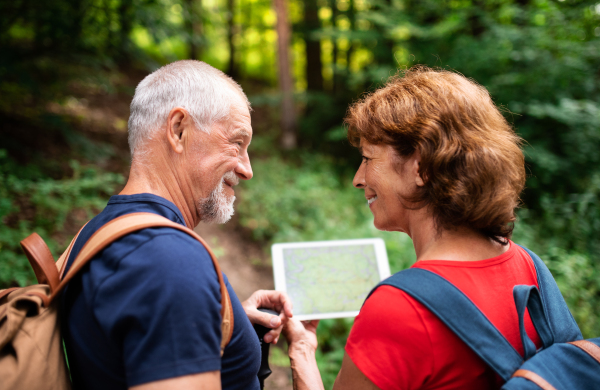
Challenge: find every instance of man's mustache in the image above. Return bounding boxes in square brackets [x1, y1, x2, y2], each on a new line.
[223, 171, 239, 187]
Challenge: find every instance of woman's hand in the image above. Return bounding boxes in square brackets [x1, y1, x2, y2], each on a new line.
[242, 290, 293, 343]
[283, 317, 319, 352]
[282, 318, 324, 390]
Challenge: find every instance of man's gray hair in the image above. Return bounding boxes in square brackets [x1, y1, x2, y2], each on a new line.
[128, 60, 250, 155]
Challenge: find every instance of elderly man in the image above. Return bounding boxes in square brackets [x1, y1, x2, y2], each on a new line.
[61, 60, 292, 390]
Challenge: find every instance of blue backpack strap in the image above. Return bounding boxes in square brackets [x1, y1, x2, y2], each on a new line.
[513, 285, 554, 360]
[371, 268, 523, 381]
[516, 245, 582, 342]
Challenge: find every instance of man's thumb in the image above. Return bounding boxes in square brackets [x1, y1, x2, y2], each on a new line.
[254, 309, 281, 329]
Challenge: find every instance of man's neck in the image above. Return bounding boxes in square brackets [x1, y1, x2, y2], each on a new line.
[120, 148, 199, 228]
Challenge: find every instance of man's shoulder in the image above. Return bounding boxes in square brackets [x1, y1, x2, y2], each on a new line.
[103, 226, 210, 262]
[64, 229, 225, 390]
[84, 226, 219, 295]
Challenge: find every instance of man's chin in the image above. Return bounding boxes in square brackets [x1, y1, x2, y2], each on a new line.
[198, 196, 236, 225]
[224, 185, 235, 198]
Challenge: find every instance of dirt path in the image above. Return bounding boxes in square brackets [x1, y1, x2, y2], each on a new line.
[194, 221, 294, 390]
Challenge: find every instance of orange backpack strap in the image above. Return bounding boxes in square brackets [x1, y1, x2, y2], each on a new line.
[511, 369, 557, 390]
[18, 222, 89, 296]
[51, 212, 234, 354]
[20, 233, 60, 294]
[568, 340, 600, 365]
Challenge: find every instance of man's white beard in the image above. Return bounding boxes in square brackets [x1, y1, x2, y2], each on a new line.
[198, 172, 237, 224]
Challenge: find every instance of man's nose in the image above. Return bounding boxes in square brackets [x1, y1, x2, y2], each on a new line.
[235, 153, 253, 180]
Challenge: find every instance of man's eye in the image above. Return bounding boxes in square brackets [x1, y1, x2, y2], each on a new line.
[362, 156, 370, 163]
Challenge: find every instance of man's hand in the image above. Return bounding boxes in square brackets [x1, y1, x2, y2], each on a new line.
[242, 290, 293, 343]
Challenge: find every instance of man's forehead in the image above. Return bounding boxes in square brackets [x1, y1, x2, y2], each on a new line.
[229, 98, 251, 119]
[226, 113, 253, 139]
[223, 92, 252, 138]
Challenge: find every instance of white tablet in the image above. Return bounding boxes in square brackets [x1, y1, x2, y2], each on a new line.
[272, 238, 391, 321]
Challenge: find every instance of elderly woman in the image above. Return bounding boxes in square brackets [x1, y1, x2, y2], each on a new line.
[282, 66, 569, 389]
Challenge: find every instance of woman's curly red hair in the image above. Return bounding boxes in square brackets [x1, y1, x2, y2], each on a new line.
[346, 66, 525, 243]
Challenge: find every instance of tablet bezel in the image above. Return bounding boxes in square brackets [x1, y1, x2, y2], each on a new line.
[271, 238, 391, 321]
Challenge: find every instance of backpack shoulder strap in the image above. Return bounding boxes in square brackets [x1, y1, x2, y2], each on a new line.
[19, 233, 60, 293]
[56, 222, 88, 280]
[516, 244, 582, 342]
[18, 222, 88, 295]
[52, 212, 234, 355]
[370, 268, 523, 381]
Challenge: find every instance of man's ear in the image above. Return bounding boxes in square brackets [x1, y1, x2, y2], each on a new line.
[166, 107, 193, 154]
[412, 149, 426, 187]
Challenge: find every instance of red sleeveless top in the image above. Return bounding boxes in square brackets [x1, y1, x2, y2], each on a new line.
[346, 242, 542, 390]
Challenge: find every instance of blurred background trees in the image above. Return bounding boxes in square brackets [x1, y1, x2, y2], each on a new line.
[1, 0, 599, 387]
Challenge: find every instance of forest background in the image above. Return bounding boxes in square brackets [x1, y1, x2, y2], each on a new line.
[1, 0, 599, 388]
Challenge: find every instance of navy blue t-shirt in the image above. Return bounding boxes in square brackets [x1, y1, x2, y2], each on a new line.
[61, 194, 261, 389]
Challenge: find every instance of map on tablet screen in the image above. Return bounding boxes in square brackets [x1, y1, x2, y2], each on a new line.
[272, 239, 390, 321]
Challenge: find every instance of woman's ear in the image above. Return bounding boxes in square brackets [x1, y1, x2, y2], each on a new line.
[412, 149, 425, 187]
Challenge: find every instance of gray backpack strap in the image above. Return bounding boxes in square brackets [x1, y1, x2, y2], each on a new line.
[369, 268, 523, 381]
[516, 244, 582, 342]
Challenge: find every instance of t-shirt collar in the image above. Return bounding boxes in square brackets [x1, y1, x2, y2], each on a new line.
[107, 193, 187, 226]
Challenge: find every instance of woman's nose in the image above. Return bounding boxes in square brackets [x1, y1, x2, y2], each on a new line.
[353, 162, 366, 189]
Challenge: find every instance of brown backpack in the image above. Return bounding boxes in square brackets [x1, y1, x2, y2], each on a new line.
[0, 212, 233, 390]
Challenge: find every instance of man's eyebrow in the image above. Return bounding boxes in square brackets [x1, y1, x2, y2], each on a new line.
[231, 129, 250, 138]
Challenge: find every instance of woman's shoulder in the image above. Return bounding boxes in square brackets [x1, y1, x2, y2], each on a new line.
[347, 276, 506, 390]
[356, 285, 432, 333]
[347, 285, 435, 390]
[349, 284, 435, 354]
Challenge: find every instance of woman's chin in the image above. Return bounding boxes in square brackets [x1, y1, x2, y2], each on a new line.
[372, 218, 390, 231]
[372, 216, 405, 233]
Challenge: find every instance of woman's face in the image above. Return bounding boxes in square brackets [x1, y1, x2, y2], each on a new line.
[352, 139, 422, 233]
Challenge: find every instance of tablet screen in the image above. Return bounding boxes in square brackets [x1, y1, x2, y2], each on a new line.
[272, 238, 390, 320]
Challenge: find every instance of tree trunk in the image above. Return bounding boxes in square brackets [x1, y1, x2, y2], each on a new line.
[118, 0, 134, 61]
[331, 0, 339, 95]
[185, 0, 203, 60]
[227, 0, 238, 77]
[346, 0, 355, 71]
[372, 0, 395, 66]
[273, 0, 297, 149]
[304, 0, 323, 91]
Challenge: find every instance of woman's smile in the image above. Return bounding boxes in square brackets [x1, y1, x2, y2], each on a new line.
[367, 196, 378, 206]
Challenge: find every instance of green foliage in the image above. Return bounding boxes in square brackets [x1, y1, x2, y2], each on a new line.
[545, 248, 600, 338]
[511, 228, 600, 339]
[0, 150, 123, 288]
[514, 174, 600, 338]
[238, 154, 371, 242]
[237, 152, 416, 272]
[315, 318, 354, 389]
